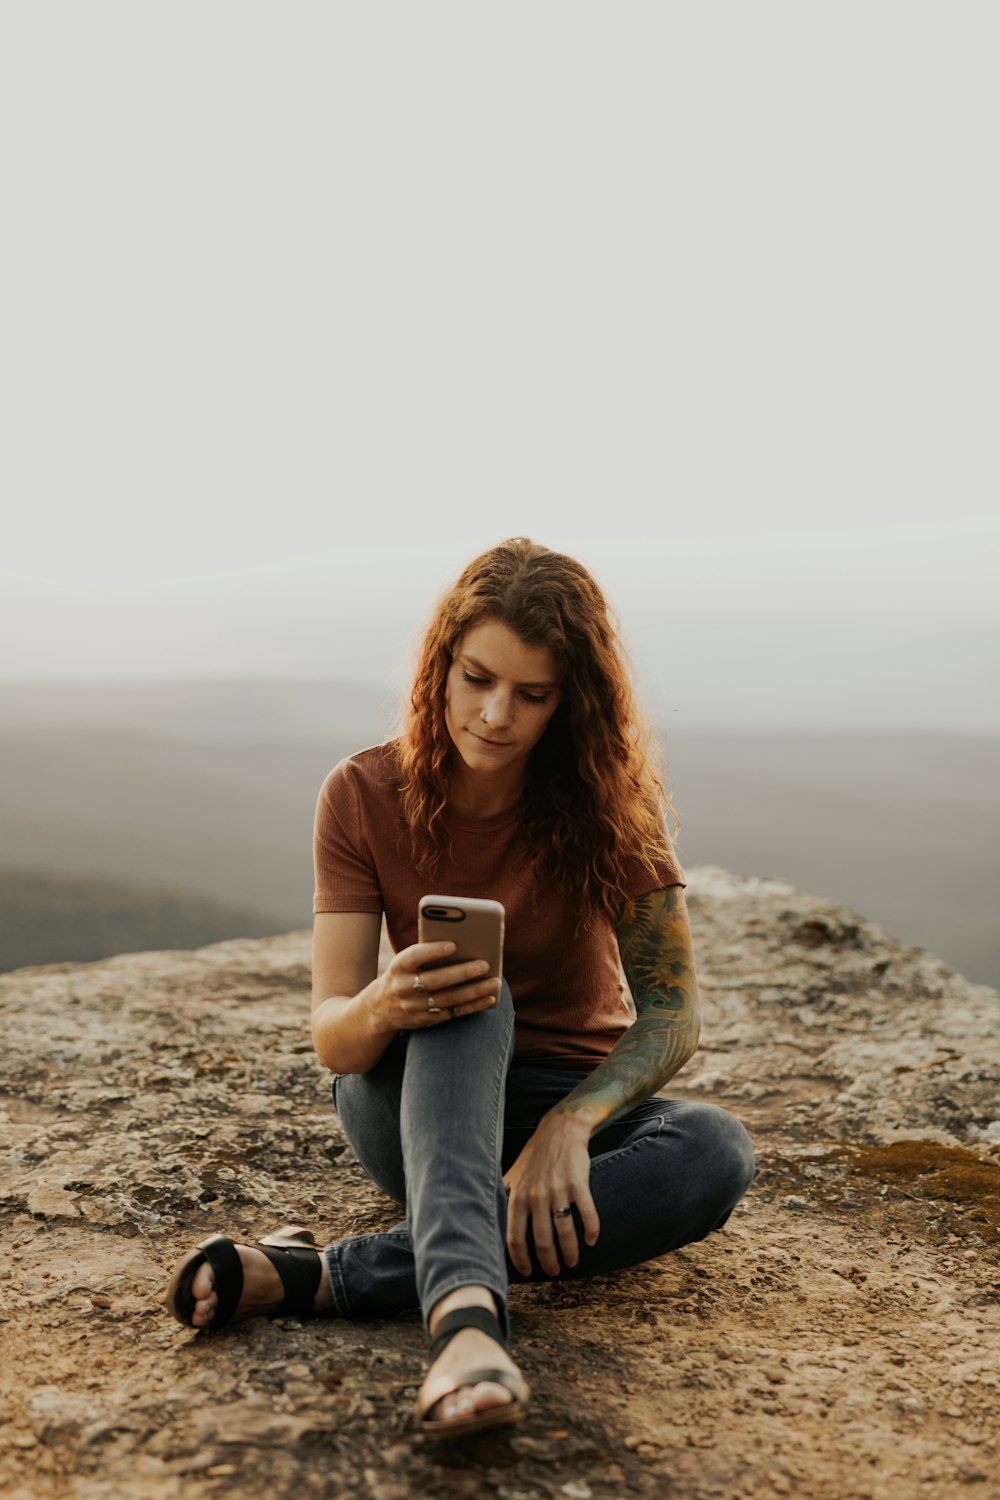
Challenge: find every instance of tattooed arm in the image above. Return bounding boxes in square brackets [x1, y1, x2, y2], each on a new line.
[552, 885, 701, 1133]
[503, 886, 700, 1275]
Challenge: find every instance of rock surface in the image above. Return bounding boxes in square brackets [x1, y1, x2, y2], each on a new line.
[1, 866, 998, 1499]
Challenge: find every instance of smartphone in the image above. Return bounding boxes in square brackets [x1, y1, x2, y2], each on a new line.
[417, 895, 505, 983]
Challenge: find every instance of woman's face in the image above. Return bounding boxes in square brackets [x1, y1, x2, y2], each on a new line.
[444, 618, 562, 785]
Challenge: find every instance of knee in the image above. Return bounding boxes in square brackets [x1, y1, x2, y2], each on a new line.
[466, 977, 514, 1031]
[409, 976, 514, 1056]
[469, 976, 514, 1047]
[684, 1101, 756, 1206]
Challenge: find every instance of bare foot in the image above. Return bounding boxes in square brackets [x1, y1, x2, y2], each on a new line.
[419, 1287, 522, 1426]
[188, 1242, 334, 1329]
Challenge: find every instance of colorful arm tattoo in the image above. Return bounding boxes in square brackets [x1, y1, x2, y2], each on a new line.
[551, 886, 702, 1134]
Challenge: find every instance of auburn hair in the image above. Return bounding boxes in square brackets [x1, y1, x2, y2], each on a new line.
[398, 537, 679, 923]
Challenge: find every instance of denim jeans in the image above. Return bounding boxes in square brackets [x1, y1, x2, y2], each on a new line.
[324, 983, 755, 1337]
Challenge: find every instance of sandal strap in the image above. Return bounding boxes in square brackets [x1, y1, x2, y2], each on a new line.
[258, 1241, 322, 1318]
[198, 1235, 244, 1328]
[429, 1305, 508, 1363]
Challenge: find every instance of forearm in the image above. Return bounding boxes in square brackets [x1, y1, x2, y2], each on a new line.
[311, 984, 398, 1075]
[549, 994, 700, 1137]
[550, 885, 702, 1138]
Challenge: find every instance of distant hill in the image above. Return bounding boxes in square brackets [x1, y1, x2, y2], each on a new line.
[0, 679, 997, 986]
[0, 678, 397, 743]
[0, 726, 347, 927]
[0, 867, 290, 972]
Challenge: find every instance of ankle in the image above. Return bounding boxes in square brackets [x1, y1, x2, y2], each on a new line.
[428, 1285, 499, 1339]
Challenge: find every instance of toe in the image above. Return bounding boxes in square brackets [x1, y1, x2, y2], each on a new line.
[188, 1261, 218, 1327]
[190, 1261, 215, 1301]
[191, 1292, 217, 1327]
[471, 1380, 514, 1413]
[439, 1390, 473, 1421]
[430, 1380, 513, 1424]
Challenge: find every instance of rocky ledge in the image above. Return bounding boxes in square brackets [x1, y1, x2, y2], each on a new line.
[0, 867, 997, 1500]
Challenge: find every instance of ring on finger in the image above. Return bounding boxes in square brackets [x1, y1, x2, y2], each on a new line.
[552, 1204, 573, 1218]
[412, 974, 429, 996]
[426, 996, 442, 1014]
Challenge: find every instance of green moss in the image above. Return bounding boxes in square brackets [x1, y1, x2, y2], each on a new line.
[823, 1139, 1000, 1236]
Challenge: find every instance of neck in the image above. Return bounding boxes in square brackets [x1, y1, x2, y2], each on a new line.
[447, 762, 525, 820]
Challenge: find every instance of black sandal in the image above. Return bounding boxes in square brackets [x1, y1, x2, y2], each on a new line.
[414, 1305, 530, 1439]
[165, 1225, 323, 1332]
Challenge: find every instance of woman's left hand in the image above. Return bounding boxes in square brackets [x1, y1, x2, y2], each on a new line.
[502, 1112, 601, 1277]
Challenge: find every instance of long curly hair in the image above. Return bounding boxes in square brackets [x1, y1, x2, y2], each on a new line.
[398, 537, 678, 923]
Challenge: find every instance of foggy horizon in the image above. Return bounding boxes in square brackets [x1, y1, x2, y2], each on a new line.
[2, 683, 997, 985]
[2, 599, 996, 735]
[4, 9, 998, 740]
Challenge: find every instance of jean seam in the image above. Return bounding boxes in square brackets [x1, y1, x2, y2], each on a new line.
[485, 1003, 512, 1331]
[418, 1001, 513, 1332]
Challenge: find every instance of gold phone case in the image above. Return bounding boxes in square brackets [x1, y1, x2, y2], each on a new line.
[418, 895, 505, 983]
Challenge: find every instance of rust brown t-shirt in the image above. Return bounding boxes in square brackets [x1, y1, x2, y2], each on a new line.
[312, 740, 685, 1070]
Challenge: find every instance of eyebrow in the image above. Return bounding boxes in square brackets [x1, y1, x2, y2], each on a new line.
[461, 653, 560, 691]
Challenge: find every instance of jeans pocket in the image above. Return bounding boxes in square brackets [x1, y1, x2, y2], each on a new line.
[589, 1100, 667, 1158]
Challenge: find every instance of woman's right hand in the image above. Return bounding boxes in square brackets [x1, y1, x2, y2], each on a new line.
[366, 942, 502, 1033]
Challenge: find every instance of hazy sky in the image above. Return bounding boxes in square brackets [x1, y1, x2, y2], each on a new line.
[3, 5, 997, 730]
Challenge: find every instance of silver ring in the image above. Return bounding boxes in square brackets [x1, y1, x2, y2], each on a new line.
[552, 1205, 573, 1218]
[426, 996, 442, 1014]
[412, 974, 429, 996]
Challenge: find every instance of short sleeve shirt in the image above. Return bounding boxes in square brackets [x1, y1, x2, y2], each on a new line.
[313, 741, 686, 1069]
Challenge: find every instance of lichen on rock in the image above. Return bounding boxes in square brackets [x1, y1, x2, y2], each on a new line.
[1, 868, 998, 1499]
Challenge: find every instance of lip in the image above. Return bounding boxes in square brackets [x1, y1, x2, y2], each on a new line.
[469, 731, 514, 749]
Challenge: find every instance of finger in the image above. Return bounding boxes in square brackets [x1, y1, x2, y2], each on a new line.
[551, 1207, 582, 1268]
[439, 976, 501, 1005]
[405, 940, 457, 967]
[401, 942, 465, 986]
[441, 985, 501, 1021]
[572, 1183, 601, 1248]
[505, 1199, 533, 1278]
[529, 1205, 562, 1277]
[395, 959, 485, 998]
[406, 985, 499, 1019]
[432, 995, 497, 1023]
[395, 952, 457, 993]
[401, 986, 497, 1033]
[404, 977, 500, 1014]
[416, 958, 498, 993]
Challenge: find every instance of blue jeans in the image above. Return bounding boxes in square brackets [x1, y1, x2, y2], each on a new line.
[324, 983, 755, 1338]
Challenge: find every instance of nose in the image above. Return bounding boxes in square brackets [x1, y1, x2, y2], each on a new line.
[481, 688, 514, 730]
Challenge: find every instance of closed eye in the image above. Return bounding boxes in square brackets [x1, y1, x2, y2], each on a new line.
[460, 670, 550, 706]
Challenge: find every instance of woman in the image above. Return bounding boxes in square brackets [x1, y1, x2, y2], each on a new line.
[166, 537, 755, 1439]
